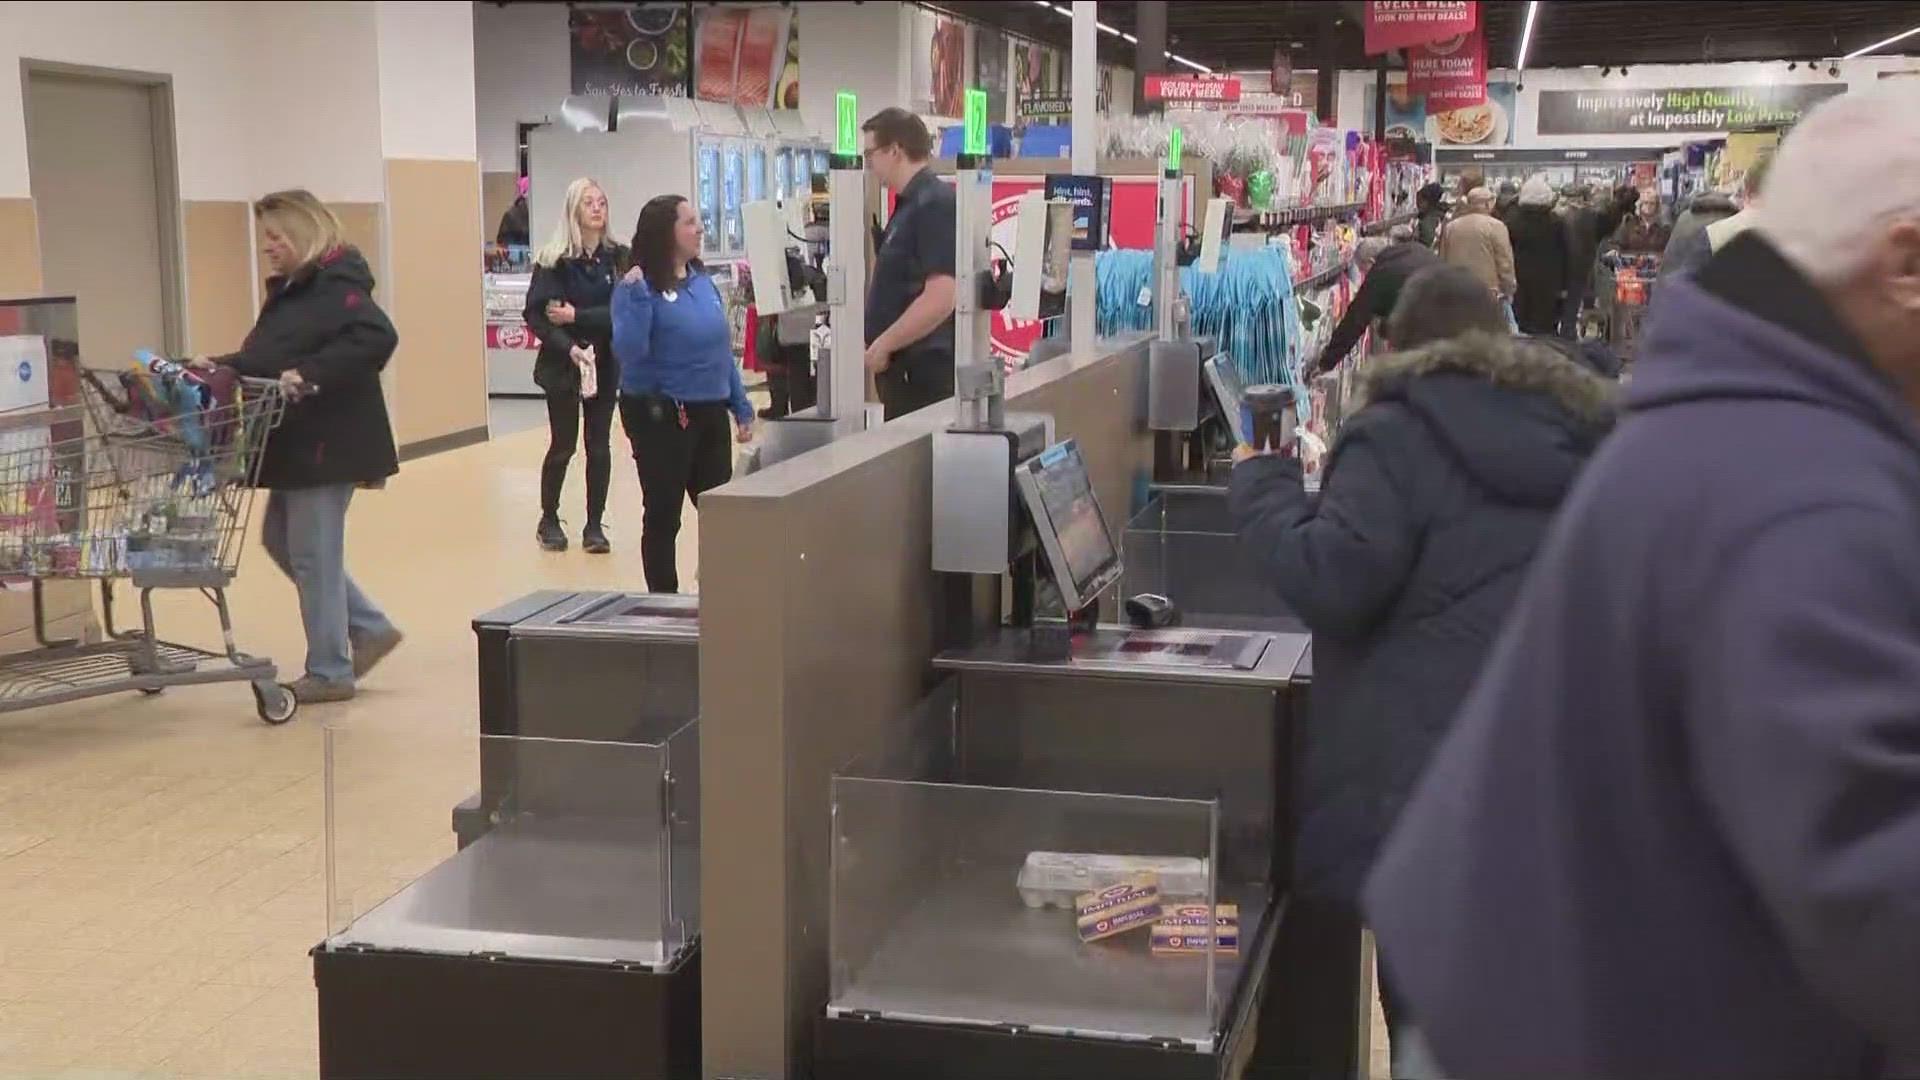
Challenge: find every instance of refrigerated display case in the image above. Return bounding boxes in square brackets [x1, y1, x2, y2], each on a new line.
[722, 141, 746, 254]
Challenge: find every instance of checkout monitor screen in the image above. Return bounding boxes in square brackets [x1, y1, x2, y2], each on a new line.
[1204, 352, 1247, 445]
[1016, 440, 1120, 610]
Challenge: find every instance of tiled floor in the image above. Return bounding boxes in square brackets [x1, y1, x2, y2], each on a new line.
[0, 421, 692, 1080]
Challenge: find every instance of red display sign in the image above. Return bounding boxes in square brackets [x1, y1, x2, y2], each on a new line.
[1144, 74, 1243, 103]
[1408, 28, 1487, 109]
[1364, 0, 1478, 56]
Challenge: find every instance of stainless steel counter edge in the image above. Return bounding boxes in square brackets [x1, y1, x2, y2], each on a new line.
[934, 629, 1311, 690]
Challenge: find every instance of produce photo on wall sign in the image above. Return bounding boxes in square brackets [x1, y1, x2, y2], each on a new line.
[569, 3, 690, 97]
[931, 15, 968, 117]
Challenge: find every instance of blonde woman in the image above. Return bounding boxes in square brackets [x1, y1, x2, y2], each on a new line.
[524, 178, 627, 553]
[192, 189, 402, 704]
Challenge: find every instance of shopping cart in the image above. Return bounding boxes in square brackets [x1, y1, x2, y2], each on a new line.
[1597, 251, 1661, 364]
[0, 366, 298, 723]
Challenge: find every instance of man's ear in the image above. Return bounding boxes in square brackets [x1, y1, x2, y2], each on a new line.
[1885, 220, 1920, 315]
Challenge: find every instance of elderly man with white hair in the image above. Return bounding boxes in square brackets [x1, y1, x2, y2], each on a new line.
[1366, 86, 1920, 1080]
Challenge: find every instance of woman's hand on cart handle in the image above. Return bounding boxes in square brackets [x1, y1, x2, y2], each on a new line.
[279, 368, 316, 400]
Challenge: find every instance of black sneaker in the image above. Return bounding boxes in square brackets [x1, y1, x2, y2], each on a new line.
[582, 522, 611, 554]
[537, 516, 568, 552]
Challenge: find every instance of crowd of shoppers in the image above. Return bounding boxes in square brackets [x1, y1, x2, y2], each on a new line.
[1237, 86, 1920, 1080]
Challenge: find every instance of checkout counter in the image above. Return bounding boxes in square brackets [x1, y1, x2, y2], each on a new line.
[313, 591, 703, 1080]
[813, 430, 1313, 1078]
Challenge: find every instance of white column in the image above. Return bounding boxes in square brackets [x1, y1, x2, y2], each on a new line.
[1069, 1, 1098, 352]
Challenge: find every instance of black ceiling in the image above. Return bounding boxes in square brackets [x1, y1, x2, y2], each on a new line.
[917, 1, 1919, 74]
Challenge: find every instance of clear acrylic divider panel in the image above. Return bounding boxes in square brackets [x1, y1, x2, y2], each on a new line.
[1122, 490, 1300, 627]
[323, 722, 699, 969]
[830, 775, 1224, 1050]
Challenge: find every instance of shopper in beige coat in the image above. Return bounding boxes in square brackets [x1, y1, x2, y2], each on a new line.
[1438, 188, 1518, 300]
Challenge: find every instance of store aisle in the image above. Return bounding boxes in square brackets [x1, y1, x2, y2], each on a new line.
[0, 425, 699, 1080]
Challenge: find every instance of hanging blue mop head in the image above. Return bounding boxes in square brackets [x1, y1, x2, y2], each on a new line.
[1095, 246, 1307, 407]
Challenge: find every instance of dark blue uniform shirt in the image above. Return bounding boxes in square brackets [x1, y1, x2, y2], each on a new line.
[866, 166, 957, 357]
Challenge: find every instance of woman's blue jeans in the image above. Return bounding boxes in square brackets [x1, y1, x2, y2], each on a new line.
[260, 484, 394, 685]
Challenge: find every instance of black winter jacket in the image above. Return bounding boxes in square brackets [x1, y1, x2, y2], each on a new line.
[523, 243, 628, 398]
[1508, 205, 1570, 334]
[221, 247, 399, 489]
[1317, 242, 1441, 374]
[1230, 332, 1614, 906]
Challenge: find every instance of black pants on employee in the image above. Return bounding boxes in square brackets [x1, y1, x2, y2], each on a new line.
[876, 349, 955, 421]
[541, 390, 616, 524]
[620, 394, 733, 593]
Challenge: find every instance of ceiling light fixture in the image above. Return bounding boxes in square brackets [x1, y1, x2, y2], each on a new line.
[1515, 0, 1541, 72]
[1830, 62, 1842, 77]
[1602, 65, 1612, 76]
[1843, 23, 1920, 59]
[1620, 65, 1631, 76]
[1787, 60, 1797, 70]
[1027, 2, 1213, 74]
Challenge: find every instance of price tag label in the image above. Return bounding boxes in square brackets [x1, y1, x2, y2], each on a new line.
[1137, 286, 1153, 308]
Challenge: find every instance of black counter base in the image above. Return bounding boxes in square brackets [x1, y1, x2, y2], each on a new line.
[815, 1012, 1252, 1080]
[313, 944, 699, 1080]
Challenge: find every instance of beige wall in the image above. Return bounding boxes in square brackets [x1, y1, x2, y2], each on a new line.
[383, 158, 486, 451]
[0, 195, 92, 655]
[182, 200, 255, 357]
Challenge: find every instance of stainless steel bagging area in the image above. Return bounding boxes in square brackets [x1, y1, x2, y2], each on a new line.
[698, 335, 1364, 1080]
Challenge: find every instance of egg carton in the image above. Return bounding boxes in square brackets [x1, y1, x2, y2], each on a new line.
[1016, 852, 1211, 910]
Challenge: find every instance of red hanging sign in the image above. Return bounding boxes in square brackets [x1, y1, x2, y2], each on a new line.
[1407, 28, 1487, 109]
[1364, 1, 1478, 56]
[1144, 74, 1243, 103]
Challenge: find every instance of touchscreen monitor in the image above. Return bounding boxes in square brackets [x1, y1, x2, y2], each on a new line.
[1204, 352, 1246, 445]
[1013, 439, 1121, 612]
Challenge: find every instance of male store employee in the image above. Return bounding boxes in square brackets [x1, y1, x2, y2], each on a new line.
[861, 107, 958, 420]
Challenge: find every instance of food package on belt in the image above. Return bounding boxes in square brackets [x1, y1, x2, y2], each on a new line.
[1018, 852, 1209, 910]
[1151, 902, 1240, 957]
[1075, 874, 1162, 943]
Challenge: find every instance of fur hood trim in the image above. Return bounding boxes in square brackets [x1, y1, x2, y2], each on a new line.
[1358, 332, 1618, 434]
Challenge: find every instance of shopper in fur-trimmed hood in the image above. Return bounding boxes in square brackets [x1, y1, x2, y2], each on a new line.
[1231, 263, 1613, 1080]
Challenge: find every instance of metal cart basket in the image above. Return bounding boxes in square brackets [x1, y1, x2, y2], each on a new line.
[0, 367, 297, 723]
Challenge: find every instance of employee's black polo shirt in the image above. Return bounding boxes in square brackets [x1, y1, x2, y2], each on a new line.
[866, 166, 957, 357]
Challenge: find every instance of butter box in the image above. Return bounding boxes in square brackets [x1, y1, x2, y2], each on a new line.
[1150, 902, 1240, 956]
[1074, 874, 1162, 942]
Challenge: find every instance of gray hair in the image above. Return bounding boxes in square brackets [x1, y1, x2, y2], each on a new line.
[1388, 222, 1418, 243]
[1750, 88, 1920, 282]
[1355, 237, 1393, 268]
[1466, 186, 1496, 210]
[1519, 174, 1557, 207]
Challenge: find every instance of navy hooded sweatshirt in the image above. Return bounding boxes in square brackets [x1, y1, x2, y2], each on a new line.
[1367, 233, 1920, 1080]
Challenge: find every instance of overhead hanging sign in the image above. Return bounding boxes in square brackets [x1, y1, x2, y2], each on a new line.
[1019, 94, 1074, 119]
[1536, 84, 1846, 135]
[1144, 74, 1243, 103]
[1364, 1, 1478, 56]
[1407, 28, 1486, 109]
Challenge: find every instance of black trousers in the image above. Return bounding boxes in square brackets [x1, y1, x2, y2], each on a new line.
[541, 390, 616, 523]
[619, 394, 733, 593]
[764, 342, 816, 418]
[876, 350, 955, 421]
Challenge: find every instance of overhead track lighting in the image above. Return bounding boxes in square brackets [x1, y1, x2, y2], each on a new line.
[1601, 65, 1611, 76]
[1843, 24, 1920, 59]
[1028, 0, 1212, 73]
[1515, 0, 1541, 73]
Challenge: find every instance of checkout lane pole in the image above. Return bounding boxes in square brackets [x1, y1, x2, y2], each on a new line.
[825, 90, 868, 423]
[1070, 2, 1099, 352]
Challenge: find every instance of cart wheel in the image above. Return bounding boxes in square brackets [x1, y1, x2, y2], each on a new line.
[138, 686, 165, 697]
[253, 682, 298, 725]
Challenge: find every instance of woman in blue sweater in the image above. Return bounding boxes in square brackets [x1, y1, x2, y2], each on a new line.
[613, 194, 755, 592]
